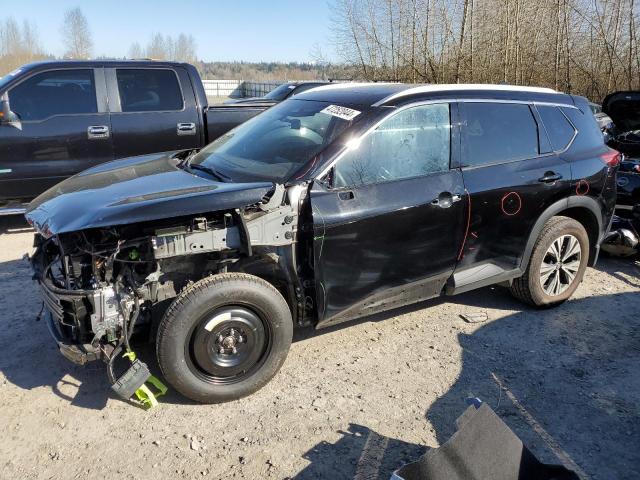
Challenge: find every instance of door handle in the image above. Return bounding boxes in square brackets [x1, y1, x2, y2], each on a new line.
[431, 191, 462, 208]
[338, 190, 355, 201]
[177, 122, 196, 135]
[538, 171, 563, 183]
[87, 125, 109, 139]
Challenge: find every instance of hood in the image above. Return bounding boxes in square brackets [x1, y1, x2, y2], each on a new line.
[25, 152, 273, 236]
[602, 91, 640, 133]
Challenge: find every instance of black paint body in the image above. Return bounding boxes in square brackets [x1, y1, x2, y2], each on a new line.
[26, 85, 617, 329]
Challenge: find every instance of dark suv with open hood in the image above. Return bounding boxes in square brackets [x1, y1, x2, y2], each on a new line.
[26, 83, 618, 403]
[602, 91, 640, 210]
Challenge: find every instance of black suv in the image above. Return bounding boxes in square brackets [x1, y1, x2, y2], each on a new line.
[26, 83, 619, 403]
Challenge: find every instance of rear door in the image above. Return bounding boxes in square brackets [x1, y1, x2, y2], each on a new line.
[310, 102, 467, 327]
[454, 101, 573, 280]
[0, 68, 112, 200]
[106, 67, 201, 158]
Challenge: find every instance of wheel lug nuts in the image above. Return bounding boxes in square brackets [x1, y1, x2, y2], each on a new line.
[217, 334, 224, 343]
[231, 347, 237, 354]
[218, 346, 225, 354]
[238, 336, 244, 344]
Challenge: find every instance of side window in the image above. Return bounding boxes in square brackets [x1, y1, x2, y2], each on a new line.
[116, 69, 183, 112]
[333, 103, 451, 188]
[8, 69, 97, 121]
[537, 105, 576, 151]
[560, 106, 604, 150]
[462, 103, 539, 167]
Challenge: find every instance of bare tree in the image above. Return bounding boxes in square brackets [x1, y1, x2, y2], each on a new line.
[61, 7, 93, 59]
[128, 42, 143, 59]
[330, 0, 640, 99]
[174, 33, 196, 63]
[0, 17, 45, 73]
[137, 33, 197, 62]
[146, 33, 172, 60]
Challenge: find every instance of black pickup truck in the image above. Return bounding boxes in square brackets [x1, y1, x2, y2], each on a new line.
[0, 60, 282, 211]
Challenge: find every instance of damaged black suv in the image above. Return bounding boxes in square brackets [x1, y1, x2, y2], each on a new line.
[26, 83, 618, 403]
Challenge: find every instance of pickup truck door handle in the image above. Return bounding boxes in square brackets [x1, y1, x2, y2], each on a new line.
[431, 192, 462, 208]
[338, 190, 355, 201]
[177, 122, 197, 135]
[87, 125, 109, 139]
[538, 171, 563, 183]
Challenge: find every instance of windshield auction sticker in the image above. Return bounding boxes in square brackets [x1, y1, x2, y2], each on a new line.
[320, 105, 361, 121]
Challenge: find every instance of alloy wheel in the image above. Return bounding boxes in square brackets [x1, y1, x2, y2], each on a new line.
[539, 234, 582, 296]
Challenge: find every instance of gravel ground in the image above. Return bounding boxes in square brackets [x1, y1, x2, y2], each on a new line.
[0, 216, 638, 480]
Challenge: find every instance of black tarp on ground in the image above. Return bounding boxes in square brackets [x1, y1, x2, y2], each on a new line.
[393, 404, 579, 480]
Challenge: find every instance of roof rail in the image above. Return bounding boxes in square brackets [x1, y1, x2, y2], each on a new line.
[372, 83, 559, 106]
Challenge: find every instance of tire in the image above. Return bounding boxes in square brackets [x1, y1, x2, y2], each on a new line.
[510, 216, 589, 307]
[156, 273, 293, 403]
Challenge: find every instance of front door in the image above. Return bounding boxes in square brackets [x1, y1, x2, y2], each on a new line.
[309, 102, 466, 327]
[106, 67, 201, 159]
[0, 68, 113, 200]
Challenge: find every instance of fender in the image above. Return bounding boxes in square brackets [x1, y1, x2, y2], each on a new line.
[519, 195, 604, 271]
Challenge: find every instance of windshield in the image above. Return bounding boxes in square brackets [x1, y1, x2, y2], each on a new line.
[192, 99, 364, 182]
[264, 83, 296, 101]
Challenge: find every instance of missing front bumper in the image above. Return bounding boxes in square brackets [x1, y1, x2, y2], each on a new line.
[44, 311, 101, 365]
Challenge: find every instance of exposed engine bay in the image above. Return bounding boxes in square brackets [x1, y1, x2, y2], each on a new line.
[29, 183, 309, 402]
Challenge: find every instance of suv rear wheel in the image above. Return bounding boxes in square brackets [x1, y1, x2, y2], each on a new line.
[156, 273, 293, 403]
[510, 216, 589, 307]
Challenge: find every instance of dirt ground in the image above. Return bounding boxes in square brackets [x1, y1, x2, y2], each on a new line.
[0, 216, 638, 480]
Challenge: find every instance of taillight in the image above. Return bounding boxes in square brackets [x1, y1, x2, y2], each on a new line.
[600, 150, 621, 167]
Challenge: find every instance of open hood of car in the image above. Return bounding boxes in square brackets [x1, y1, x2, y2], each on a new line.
[25, 152, 274, 236]
[602, 91, 640, 132]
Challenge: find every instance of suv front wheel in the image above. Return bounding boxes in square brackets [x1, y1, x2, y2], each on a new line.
[156, 273, 293, 403]
[510, 216, 589, 307]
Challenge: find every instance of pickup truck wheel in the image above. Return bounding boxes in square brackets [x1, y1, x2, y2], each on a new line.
[156, 273, 293, 403]
[510, 216, 589, 307]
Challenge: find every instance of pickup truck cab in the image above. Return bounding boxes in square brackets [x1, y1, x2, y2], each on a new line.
[0, 60, 274, 208]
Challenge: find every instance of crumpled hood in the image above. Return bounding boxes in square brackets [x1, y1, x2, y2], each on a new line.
[25, 152, 273, 236]
[602, 91, 640, 133]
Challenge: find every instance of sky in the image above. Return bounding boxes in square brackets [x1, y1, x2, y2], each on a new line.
[3, 0, 334, 63]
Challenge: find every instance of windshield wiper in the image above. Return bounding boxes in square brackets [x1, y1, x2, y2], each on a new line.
[177, 149, 198, 168]
[188, 163, 232, 182]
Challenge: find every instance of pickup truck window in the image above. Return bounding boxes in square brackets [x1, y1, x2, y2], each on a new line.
[334, 103, 451, 188]
[8, 69, 97, 122]
[192, 99, 359, 182]
[116, 69, 183, 112]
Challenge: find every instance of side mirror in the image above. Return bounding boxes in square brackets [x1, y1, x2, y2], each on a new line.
[0, 93, 18, 124]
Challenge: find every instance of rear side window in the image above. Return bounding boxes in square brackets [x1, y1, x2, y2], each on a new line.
[560, 106, 604, 150]
[537, 105, 575, 151]
[334, 103, 451, 188]
[116, 69, 183, 112]
[462, 103, 539, 167]
[8, 69, 97, 121]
